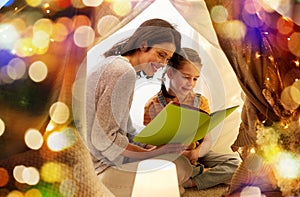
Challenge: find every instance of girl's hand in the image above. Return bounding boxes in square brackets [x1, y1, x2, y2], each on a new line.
[183, 149, 199, 161]
[183, 142, 201, 161]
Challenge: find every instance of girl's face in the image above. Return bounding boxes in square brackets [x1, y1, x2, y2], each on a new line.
[138, 42, 176, 77]
[168, 61, 200, 99]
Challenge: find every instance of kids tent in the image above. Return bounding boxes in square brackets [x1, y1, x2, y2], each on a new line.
[84, 0, 243, 154]
[1, 0, 300, 196]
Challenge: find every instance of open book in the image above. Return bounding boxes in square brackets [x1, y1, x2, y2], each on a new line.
[133, 102, 239, 146]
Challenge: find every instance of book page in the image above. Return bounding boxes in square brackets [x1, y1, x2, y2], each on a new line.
[133, 103, 238, 146]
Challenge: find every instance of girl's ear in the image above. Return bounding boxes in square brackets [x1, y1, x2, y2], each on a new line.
[166, 67, 174, 79]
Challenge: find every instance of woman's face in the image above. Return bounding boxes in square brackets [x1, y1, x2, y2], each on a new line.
[138, 42, 176, 77]
[168, 61, 200, 99]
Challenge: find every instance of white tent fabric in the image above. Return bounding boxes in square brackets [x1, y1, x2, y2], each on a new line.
[87, 0, 244, 154]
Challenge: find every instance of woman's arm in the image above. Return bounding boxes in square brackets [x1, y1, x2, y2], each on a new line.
[122, 142, 187, 160]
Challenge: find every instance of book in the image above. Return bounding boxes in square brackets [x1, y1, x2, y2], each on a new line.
[133, 101, 239, 146]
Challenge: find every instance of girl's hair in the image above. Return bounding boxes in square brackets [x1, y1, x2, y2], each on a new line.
[104, 18, 181, 57]
[160, 47, 202, 98]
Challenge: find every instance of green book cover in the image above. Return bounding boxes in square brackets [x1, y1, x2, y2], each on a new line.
[133, 102, 239, 146]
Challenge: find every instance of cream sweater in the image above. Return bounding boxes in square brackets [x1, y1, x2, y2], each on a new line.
[85, 56, 138, 174]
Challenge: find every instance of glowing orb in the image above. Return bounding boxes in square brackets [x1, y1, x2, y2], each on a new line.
[73, 26, 95, 48]
[112, 0, 132, 17]
[0, 118, 5, 136]
[24, 128, 44, 150]
[28, 60, 48, 82]
[49, 102, 70, 124]
[210, 5, 228, 24]
[97, 15, 120, 36]
[83, 0, 103, 7]
[40, 162, 70, 183]
[22, 166, 40, 185]
[46, 127, 76, 152]
[25, 189, 42, 197]
[0, 168, 9, 187]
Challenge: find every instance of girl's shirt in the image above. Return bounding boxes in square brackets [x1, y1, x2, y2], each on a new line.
[144, 91, 212, 157]
[144, 91, 210, 125]
[85, 55, 138, 174]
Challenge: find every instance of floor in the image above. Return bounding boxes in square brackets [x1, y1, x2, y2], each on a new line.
[183, 184, 229, 197]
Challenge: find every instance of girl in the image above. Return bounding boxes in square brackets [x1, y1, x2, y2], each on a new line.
[85, 19, 193, 196]
[144, 47, 241, 190]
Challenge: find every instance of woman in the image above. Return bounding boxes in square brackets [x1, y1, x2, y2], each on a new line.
[85, 19, 193, 196]
[144, 47, 241, 190]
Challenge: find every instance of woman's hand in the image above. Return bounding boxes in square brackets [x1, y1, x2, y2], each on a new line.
[122, 143, 187, 160]
[152, 143, 187, 156]
[145, 144, 157, 151]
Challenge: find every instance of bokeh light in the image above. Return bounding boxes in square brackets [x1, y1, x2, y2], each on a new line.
[25, 0, 43, 7]
[288, 32, 300, 57]
[46, 127, 76, 152]
[13, 165, 26, 184]
[291, 80, 300, 104]
[22, 166, 40, 185]
[28, 60, 48, 82]
[59, 179, 78, 197]
[72, 15, 91, 29]
[7, 58, 27, 80]
[244, 0, 261, 15]
[40, 162, 70, 183]
[256, 0, 277, 13]
[13, 38, 35, 57]
[33, 18, 53, 36]
[71, 0, 85, 9]
[82, 0, 103, 7]
[57, 0, 72, 8]
[277, 17, 294, 35]
[73, 26, 95, 48]
[32, 31, 50, 49]
[274, 152, 300, 179]
[221, 20, 247, 40]
[7, 190, 24, 197]
[11, 18, 27, 33]
[24, 189, 42, 197]
[56, 17, 73, 33]
[51, 23, 69, 42]
[0, 118, 5, 136]
[49, 102, 70, 124]
[210, 5, 228, 24]
[1, 66, 14, 84]
[0, 167, 9, 187]
[112, 0, 132, 16]
[259, 0, 281, 13]
[24, 128, 44, 150]
[281, 86, 299, 110]
[0, 23, 20, 50]
[97, 15, 120, 36]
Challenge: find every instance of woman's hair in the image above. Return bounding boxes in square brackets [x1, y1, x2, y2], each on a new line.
[160, 47, 202, 98]
[104, 18, 181, 57]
